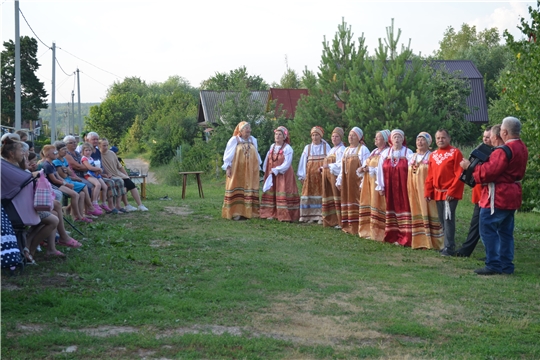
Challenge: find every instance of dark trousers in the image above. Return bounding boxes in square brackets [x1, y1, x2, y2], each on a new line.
[457, 203, 481, 257]
[436, 199, 459, 252]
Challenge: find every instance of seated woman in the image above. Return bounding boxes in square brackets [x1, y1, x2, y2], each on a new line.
[53, 141, 100, 217]
[1, 138, 63, 261]
[260, 126, 300, 222]
[41, 145, 92, 223]
[297, 126, 331, 224]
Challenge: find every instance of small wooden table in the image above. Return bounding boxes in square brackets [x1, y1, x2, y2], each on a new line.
[129, 174, 148, 200]
[178, 171, 204, 199]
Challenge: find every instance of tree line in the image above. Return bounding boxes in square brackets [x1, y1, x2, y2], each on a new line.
[2, 3, 539, 210]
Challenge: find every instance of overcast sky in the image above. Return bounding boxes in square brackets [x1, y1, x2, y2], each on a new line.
[1, 0, 535, 103]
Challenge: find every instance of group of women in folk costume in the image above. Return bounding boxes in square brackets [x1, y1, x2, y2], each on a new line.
[220, 121, 443, 250]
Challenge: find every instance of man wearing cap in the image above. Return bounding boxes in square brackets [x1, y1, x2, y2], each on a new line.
[425, 129, 465, 256]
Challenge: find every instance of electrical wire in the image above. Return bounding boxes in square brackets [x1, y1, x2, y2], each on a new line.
[79, 70, 110, 88]
[19, 9, 51, 49]
[37, 48, 51, 59]
[55, 58, 74, 77]
[58, 47, 122, 79]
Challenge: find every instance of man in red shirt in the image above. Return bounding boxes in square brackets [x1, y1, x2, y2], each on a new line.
[460, 117, 528, 275]
[425, 129, 465, 256]
[456, 127, 492, 257]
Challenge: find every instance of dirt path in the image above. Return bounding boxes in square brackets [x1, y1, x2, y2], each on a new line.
[123, 158, 158, 184]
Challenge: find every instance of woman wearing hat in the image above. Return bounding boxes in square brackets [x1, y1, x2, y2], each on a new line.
[376, 129, 414, 246]
[321, 127, 346, 228]
[408, 132, 443, 249]
[297, 126, 331, 223]
[260, 126, 300, 222]
[222, 121, 262, 221]
[336, 127, 370, 235]
[358, 130, 390, 241]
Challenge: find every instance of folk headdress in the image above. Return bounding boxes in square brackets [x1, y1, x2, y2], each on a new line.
[274, 126, 290, 144]
[233, 121, 250, 137]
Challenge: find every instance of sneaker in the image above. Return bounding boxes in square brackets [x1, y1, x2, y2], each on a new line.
[125, 204, 138, 212]
[75, 217, 93, 223]
[138, 204, 149, 212]
[440, 248, 455, 257]
[85, 214, 98, 219]
[118, 208, 127, 213]
[107, 208, 119, 215]
[87, 209, 101, 216]
[100, 203, 112, 212]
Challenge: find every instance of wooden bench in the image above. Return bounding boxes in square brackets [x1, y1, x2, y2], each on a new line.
[129, 174, 148, 200]
[178, 171, 204, 199]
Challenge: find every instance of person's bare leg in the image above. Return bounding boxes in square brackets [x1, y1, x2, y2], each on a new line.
[52, 201, 70, 241]
[130, 188, 142, 206]
[27, 215, 58, 256]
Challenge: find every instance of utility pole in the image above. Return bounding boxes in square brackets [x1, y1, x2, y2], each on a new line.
[77, 68, 82, 136]
[14, 0, 21, 130]
[71, 90, 75, 135]
[51, 42, 56, 142]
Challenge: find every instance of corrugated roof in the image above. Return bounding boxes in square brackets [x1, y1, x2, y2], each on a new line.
[406, 60, 488, 123]
[198, 90, 269, 125]
[269, 88, 309, 119]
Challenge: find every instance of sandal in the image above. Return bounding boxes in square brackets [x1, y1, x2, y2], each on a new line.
[58, 238, 82, 248]
[45, 250, 66, 258]
[23, 247, 37, 265]
[75, 217, 93, 223]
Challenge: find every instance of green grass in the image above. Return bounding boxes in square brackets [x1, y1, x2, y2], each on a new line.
[2, 179, 540, 359]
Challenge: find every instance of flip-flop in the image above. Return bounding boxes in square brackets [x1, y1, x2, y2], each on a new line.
[57, 238, 82, 248]
[45, 250, 66, 258]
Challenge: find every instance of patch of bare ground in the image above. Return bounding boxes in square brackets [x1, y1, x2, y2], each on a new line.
[251, 290, 391, 349]
[1, 282, 22, 291]
[163, 206, 193, 216]
[149, 240, 173, 248]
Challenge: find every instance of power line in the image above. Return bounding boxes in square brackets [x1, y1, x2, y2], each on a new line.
[18, 8, 51, 49]
[58, 47, 122, 79]
[37, 48, 50, 59]
[79, 70, 110, 88]
[55, 57, 74, 77]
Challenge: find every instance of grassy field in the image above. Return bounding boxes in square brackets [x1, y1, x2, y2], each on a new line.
[2, 177, 540, 359]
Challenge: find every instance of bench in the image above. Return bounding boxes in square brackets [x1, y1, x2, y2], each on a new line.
[129, 174, 148, 200]
[178, 171, 204, 199]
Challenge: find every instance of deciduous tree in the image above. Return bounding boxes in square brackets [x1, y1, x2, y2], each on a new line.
[490, 1, 540, 210]
[1, 36, 48, 127]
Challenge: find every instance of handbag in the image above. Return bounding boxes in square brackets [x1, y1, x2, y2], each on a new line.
[34, 170, 54, 211]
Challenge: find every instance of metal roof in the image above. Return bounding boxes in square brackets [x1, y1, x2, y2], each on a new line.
[197, 90, 270, 125]
[406, 60, 488, 123]
[268, 88, 309, 119]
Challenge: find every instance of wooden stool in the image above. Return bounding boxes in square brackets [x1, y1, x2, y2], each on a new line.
[178, 171, 204, 199]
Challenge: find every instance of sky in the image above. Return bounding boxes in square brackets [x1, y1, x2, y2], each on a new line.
[1, 0, 536, 104]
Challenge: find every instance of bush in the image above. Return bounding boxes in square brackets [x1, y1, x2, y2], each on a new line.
[150, 141, 174, 167]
